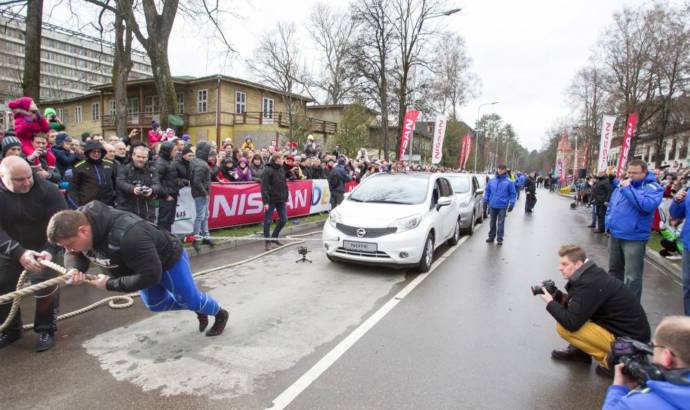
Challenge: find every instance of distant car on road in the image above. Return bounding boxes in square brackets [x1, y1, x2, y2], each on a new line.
[322, 173, 460, 272]
[443, 173, 483, 235]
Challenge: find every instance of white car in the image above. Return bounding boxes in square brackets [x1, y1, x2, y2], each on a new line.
[322, 173, 461, 272]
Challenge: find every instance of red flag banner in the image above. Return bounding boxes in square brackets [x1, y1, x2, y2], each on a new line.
[616, 113, 639, 178]
[398, 110, 420, 160]
[458, 135, 468, 168]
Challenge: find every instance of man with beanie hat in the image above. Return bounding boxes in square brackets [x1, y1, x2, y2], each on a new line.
[261, 152, 289, 251]
[68, 141, 116, 207]
[51, 132, 79, 179]
[2, 136, 22, 159]
[190, 142, 214, 252]
[328, 156, 352, 210]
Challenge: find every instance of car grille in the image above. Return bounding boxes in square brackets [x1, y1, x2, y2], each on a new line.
[335, 248, 392, 258]
[335, 223, 397, 238]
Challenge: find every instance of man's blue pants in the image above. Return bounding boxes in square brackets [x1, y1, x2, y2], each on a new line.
[139, 250, 220, 316]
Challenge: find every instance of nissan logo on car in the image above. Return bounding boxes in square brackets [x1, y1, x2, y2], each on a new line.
[356, 228, 366, 238]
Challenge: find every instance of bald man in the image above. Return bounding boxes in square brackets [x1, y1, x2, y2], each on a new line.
[0, 156, 67, 352]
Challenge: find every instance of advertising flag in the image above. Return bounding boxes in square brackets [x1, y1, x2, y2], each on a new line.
[597, 115, 617, 173]
[398, 110, 420, 160]
[616, 113, 639, 178]
[431, 115, 448, 164]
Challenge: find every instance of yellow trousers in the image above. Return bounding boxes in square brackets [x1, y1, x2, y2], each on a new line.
[556, 321, 615, 367]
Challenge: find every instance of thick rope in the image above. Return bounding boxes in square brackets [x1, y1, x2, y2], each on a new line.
[0, 232, 316, 332]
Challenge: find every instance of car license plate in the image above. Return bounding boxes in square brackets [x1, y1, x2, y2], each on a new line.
[343, 240, 377, 252]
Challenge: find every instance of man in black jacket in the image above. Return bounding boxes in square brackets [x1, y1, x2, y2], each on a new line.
[155, 141, 180, 232]
[539, 244, 650, 377]
[47, 201, 229, 337]
[524, 172, 537, 213]
[191, 142, 214, 252]
[261, 153, 289, 251]
[0, 157, 67, 352]
[68, 141, 116, 208]
[116, 145, 161, 222]
[590, 171, 613, 233]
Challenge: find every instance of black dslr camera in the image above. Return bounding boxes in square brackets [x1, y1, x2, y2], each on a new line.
[531, 279, 557, 296]
[610, 337, 690, 386]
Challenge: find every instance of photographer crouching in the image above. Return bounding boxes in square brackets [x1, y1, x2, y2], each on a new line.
[603, 316, 690, 409]
[537, 245, 651, 377]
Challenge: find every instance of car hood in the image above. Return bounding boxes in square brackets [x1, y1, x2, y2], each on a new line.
[335, 200, 427, 227]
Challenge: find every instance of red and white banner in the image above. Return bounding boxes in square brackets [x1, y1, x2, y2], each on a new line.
[172, 180, 360, 233]
[462, 135, 472, 169]
[556, 158, 564, 184]
[597, 115, 617, 173]
[398, 110, 420, 160]
[458, 135, 468, 169]
[616, 113, 639, 178]
[431, 114, 448, 164]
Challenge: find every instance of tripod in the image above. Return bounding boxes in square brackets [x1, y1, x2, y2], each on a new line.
[296, 246, 312, 263]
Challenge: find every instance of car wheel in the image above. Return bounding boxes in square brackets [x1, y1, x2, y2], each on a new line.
[418, 234, 434, 273]
[461, 213, 475, 235]
[448, 219, 461, 245]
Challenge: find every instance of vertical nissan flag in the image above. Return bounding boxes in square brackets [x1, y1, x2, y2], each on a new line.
[431, 114, 448, 164]
[398, 110, 420, 160]
[616, 113, 639, 178]
[460, 135, 472, 170]
[458, 135, 468, 168]
[597, 115, 617, 173]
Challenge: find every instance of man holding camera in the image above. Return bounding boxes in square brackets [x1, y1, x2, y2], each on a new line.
[605, 159, 663, 301]
[603, 316, 690, 409]
[539, 245, 650, 377]
[483, 164, 516, 245]
[115, 145, 160, 222]
[669, 188, 690, 316]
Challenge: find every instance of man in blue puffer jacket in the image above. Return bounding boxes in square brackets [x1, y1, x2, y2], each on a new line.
[483, 164, 516, 245]
[605, 159, 663, 301]
[602, 316, 690, 410]
[668, 186, 690, 315]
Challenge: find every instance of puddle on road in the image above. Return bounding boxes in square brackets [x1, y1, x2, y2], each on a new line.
[83, 249, 404, 400]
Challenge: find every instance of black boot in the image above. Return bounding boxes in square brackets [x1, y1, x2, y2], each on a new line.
[0, 331, 22, 350]
[197, 313, 209, 332]
[264, 241, 273, 251]
[36, 332, 55, 352]
[272, 239, 285, 247]
[205, 309, 229, 337]
[202, 237, 215, 248]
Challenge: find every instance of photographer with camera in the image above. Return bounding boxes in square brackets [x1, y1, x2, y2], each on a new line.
[603, 316, 690, 409]
[538, 245, 651, 377]
[115, 145, 160, 222]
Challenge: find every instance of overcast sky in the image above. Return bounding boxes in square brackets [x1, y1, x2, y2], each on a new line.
[45, 0, 663, 150]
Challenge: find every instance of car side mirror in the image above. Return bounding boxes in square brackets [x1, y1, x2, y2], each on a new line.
[436, 196, 451, 210]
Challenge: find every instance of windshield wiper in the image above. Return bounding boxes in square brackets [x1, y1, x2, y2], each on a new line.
[349, 197, 363, 202]
[366, 200, 411, 204]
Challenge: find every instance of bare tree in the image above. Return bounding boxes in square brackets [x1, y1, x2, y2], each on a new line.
[350, 0, 395, 159]
[248, 21, 309, 140]
[112, 0, 133, 138]
[307, 3, 356, 105]
[22, 0, 43, 101]
[431, 31, 477, 119]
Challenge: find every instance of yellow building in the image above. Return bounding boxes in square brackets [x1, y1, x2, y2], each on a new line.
[42, 75, 337, 147]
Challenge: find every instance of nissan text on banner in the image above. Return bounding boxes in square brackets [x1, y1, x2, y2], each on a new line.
[458, 135, 468, 168]
[398, 110, 420, 160]
[431, 114, 448, 164]
[462, 135, 473, 169]
[616, 112, 639, 178]
[597, 115, 617, 173]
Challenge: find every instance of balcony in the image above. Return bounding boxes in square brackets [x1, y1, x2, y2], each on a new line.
[101, 111, 337, 134]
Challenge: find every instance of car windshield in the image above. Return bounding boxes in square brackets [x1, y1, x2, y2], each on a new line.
[349, 175, 428, 204]
[448, 177, 470, 194]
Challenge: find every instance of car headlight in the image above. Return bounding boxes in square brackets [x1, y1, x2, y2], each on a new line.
[329, 210, 342, 228]
[390, 214, 422, 232]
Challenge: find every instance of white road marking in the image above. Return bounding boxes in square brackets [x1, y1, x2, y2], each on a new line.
[266, 234, 470, 410]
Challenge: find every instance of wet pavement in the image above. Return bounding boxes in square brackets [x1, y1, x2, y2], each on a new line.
[0, 189, 683, 410]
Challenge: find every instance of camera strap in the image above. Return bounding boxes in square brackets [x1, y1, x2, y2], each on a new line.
[663, 368, 690, 386]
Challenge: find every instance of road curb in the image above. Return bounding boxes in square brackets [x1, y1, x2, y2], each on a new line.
[187, 217, 326, 258]
[645, 247, 682, 282]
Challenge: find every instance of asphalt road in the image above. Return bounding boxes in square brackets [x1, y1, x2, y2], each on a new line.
[0, 189, 683, 410]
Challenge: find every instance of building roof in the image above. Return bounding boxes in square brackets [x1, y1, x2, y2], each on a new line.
[41, 92, 102, 106]
[90, 75, 314, 102]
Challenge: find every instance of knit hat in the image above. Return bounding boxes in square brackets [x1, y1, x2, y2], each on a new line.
[181, 133, 190, 142]
[44, 107, 57, 117]
[55, 132, 71, 146]
[152, 120, 160, 130]
[181, 144, 194, 156]
[239, 157, 248, 165]
[2, 136, 21, 155]
[81, 131, 91, 142]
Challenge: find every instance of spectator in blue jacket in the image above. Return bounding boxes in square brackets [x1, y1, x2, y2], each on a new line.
[51, 132, 79, 179]
[602, 316, 690, 410]
[605, 159, 663, 301]
[515, 172, 526, 200]
[483, 164, 516, 245]
[668, 187, 690, 315]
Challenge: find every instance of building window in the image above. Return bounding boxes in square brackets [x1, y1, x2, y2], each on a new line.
[109, 100, 116, 116]
[91, 103, 100, 121]
[127, 97, 139, 115]
[74, 106, 82, 124]
[235, 91, 246, 114]
[177, 92, 185, 113]
[197, 89, 208, 113]
[262, 97, 274, 123]
[144, 95, 159, 113]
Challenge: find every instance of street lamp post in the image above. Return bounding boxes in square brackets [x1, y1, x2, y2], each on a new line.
[473, 101, 500, 173]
